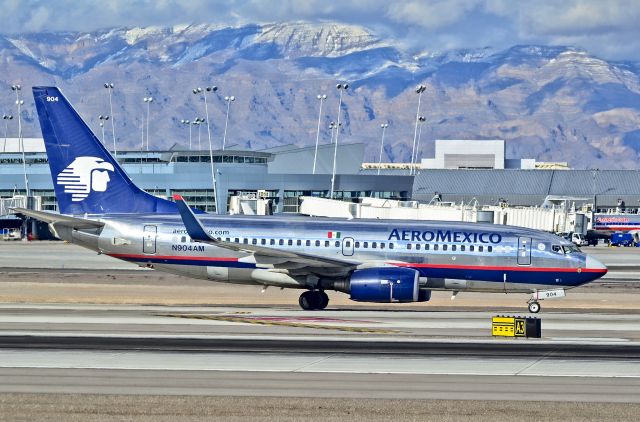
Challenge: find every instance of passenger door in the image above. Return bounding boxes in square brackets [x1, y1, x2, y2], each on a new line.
[517, 237, 532, 265]
[143, 225, 157, 254]
[342, 237, 355, 256]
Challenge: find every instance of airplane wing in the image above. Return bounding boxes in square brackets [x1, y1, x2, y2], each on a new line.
[11, 208, 104, 229]
[173, 195, 360, 271]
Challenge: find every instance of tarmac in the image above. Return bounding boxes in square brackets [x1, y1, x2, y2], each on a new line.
[0, 241, 639, 420]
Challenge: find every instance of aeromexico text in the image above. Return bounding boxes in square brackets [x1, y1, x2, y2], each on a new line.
[388, 229, 502, 244]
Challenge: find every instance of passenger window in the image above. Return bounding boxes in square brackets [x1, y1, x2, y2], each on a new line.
[487, 246, 493, 253]
[270, 239, 275, 245]
[181, 236, 186, 243]
[363, 242, 368, 249]
[252, 239, 257, 245]
[380, 243, 385, 249]
[416, 244, 421, 250]
[261, 239, 266, 245]
[389, 243, 394, 249]
[315, 240, 320, 247]
[334, 241, 339, 247]
[372, 242, 377, 249]
[306, 240, 311, 247]
[434, 244, 439, 251]
[288, 239, 293, 246]
[355, 241, 360, 248]
[243, 238, 248, 244]
[279, 239, 284, 246]
[478, 245, 484, 252]
[235, 238, 239, 243]
[325, 241, 330, 247]
[470, 245, 474, 252]
[451, 245, 456, 251]
[225, 238, 230, 242]
[407, 243, 412, 250]
[443, 245, 448, 251]
[460, 245, 465, 251]
[425, 244, 430, 251]
[346, 241, 351, 247]
[297, 240, 302, 246]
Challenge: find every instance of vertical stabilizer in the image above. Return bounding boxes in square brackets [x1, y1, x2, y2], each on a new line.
[33, 86, 177, 215]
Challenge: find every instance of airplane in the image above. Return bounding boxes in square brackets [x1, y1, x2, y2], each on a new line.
[14, 86, 608, 313]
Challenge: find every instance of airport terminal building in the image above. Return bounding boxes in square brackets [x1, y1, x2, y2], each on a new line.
[0, 139, 412, 214]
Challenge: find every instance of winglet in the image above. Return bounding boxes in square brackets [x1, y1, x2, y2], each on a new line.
[174, 196, 214, 242]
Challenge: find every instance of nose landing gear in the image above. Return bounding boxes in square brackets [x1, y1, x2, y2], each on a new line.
[298, 290, 329, 310]
[528, 300, 541, 313]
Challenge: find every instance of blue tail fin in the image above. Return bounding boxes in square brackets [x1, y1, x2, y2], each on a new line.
[33, 86, 177, 215]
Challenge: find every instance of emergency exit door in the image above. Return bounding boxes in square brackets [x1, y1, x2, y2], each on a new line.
[517, 237, 532, 265]
[342, 237, 354, 256]
[143, 225, 157, 254]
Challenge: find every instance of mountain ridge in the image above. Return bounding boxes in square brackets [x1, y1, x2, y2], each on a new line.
[1, 22, 640, 169]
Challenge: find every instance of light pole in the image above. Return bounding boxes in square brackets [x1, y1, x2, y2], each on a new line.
[98, 115, 109, 143]
[330, 83, 348, 199]
[222, 95, 235, 151]
[377, 122, 389, 175]
[2, 114, 13, 153]
[140, 114, 144, 152]
[103, 83, 117, 157]
[193, 86, 219, 213]
[181, 119, 192, 150]
[410, 84, 426, 175]
[412, 116, 426, 172]
[312, 94, 327, 174]
[193, 118, 204, 150]
[328, 121, 341, 145]
[12, 85, 29, 197]
[143, 97, 153, 151]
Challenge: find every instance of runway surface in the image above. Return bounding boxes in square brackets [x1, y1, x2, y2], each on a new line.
[0, 303, 639, 403]
[1, 241, 640, 419]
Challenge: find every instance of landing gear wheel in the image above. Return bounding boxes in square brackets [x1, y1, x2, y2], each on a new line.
[298, 291, 315, 310]
[299, 291, 319, 310]
[317, 291, 329, 310]
[298, 291, 328, 310]
[528, 301, 541, 313]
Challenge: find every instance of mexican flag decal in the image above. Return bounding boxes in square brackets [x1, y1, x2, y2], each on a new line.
[327, 231, 341, 239]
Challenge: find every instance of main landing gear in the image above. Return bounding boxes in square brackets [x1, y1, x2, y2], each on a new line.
[299, 290, 329, 310]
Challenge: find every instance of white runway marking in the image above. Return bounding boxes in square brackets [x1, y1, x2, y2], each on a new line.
[1, 350, 639, 378]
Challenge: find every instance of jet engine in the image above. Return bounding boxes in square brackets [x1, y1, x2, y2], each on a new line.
[338, 267, 431, 303]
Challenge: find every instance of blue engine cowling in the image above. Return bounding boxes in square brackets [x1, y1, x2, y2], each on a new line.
[349, 267, 431, 303]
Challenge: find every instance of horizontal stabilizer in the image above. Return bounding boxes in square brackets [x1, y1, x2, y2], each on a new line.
[12, 208, 104, 229]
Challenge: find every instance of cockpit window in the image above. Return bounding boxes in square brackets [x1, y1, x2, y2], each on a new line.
[563, 244, 581, 254]
[551, 245, 562, 253]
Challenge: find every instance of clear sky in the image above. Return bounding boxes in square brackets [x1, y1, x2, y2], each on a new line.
[1, 0, 640, 61]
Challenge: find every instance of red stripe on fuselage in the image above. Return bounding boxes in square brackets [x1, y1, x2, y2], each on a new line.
[391, 262, 607, 273]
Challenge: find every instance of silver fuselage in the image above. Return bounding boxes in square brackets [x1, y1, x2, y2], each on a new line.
[56, 213, 608, 295]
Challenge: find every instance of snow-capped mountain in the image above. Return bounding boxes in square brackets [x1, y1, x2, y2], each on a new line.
[2, 22, 640, 169]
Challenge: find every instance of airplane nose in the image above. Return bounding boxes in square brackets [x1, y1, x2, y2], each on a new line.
[585, 256, 607, 273]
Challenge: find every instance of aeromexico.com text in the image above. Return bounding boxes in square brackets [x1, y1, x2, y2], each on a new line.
[388, 229, 502, 244]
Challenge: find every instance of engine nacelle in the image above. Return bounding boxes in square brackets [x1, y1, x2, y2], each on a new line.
[349, 267, 430, 303]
